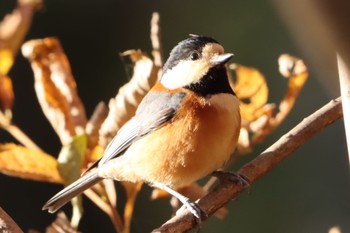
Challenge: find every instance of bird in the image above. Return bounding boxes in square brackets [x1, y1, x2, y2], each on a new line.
[43, 35, 241, 223]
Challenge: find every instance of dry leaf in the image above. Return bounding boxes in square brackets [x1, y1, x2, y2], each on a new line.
[0, 0, 42, 58]
[0, 0, 42, 113]
[229, 64, 269, 122]
[250, 54, 308, 143]
[86, 145, 104, 168]
[150, 12, 164, 75]
[99, 50, 158, 148]
[86, 102, 108, 151]
[84, 102, 108, 168]
[0, 75, 14, 111]
[21, 37, 87, 145]
[231, 54, 308, 151]
[0, 143, 62, 183]
[274, 54, 308, 125]
[0, 50, 14, 76]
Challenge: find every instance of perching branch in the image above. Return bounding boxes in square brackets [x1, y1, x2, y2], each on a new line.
[153, 97, 343, 233]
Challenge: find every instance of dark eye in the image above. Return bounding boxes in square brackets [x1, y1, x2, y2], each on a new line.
[190, 52, 200, 60]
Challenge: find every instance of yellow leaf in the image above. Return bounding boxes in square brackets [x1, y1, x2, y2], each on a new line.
[0, 143, 62, 183]
[0, 0, 42, 74]
[0, 50, 14, 75]
[230, 64, 269, 122]
[21, 37, 87, 145]
[84, 145, 103, 169]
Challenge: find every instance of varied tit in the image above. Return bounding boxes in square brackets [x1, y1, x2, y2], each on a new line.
[43, 35, 241, 223]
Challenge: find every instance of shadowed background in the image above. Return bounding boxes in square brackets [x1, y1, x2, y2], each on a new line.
[0, 0, 349, 232]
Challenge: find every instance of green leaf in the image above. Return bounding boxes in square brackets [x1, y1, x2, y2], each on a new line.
[57, 133, 87, 227]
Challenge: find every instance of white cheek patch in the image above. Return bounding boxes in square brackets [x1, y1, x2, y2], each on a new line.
[161, 60, 209, 90]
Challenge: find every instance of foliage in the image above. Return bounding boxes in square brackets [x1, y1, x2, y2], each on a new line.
[0, 3, 309, 233]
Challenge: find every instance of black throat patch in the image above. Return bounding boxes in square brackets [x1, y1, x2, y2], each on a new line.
[184, 66, 235, 97]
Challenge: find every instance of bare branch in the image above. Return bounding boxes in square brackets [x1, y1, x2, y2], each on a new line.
[153, 97, 343, 233]
[0, 207, 23, 233]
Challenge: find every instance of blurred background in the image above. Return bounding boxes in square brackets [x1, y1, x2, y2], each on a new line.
[1, 0, 350, 232]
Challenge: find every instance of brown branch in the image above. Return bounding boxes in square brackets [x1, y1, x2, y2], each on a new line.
[0, 207, 23, 233]
[153, 97, 343, 233]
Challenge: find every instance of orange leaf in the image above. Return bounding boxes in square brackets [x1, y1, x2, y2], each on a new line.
[229, 64, 269, 122]
[0, 143, 62, 183]
[21, 37, 87, 145]
[0, 75, 14, 110]
[0, 50, 14, 76]
[84, 145, 104, 170]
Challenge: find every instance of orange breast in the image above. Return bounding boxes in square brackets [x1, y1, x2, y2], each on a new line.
[102, 91, 241, 188]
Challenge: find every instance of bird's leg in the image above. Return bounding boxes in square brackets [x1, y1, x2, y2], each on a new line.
[152, 182, 204, 225]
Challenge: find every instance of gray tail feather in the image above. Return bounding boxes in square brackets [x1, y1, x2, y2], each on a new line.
[43, 169, 102, 213]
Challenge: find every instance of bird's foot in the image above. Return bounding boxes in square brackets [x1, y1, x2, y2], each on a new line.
[212, 170, 250, 189]
[176, 199, 207, 232]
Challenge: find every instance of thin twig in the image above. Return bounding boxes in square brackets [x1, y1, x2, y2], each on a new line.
[337, 54, 350, 164]
[84, 189, 124, 233]
[153, 97, 343, 233]
[0, 111, 42, 151]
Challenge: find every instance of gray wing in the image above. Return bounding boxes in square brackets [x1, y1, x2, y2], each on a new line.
[98, 91, 187, 166]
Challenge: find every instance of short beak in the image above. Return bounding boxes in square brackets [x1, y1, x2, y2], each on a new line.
[211, 53, 234, 66]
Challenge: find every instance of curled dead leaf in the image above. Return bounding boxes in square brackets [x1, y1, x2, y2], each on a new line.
[0, 143, 62, 183]
[21, 37, 87, 145]
[274, 54, 308, 125]
[232, 54, 308, 151]
[99, 49, 158, 148]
